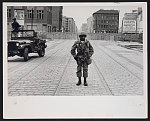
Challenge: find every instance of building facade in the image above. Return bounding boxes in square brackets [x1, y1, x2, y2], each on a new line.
[87, 16, 93, 33]
[51, 6, 63, 32]
[7, 6, 63, 34]
[122, 11, 138, 34]
[137, 7, 143, 33]
[62, 16, 77, 33]
[93, 9, 119, 33]
[81, 23, 88, 33]
[122, 7, 143, 34]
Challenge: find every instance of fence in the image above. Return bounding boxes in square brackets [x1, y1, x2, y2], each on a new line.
[46, 32, 78, 40]
[46, 33, 117, 41]
[86, 33, 117, 41]
[114, 33, 143, 43]
[7, 31, 143, 43]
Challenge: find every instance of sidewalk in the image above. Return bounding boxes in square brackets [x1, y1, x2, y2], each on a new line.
[116, 41, 143, 52]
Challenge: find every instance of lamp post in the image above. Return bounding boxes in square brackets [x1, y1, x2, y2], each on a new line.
[31, 8, 34, 30]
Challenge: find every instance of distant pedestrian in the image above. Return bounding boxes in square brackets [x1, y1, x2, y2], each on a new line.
[11, 18, 21, 32]
[71, 32, 94, 86]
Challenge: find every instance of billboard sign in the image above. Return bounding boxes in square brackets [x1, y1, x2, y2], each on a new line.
[123, 20, 136, 33]
[14, 9, 24, 26]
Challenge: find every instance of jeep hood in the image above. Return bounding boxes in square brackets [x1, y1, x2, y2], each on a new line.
[8, 40, 32, 44]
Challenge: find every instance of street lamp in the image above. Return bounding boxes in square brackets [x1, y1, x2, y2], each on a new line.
[31, 8, 34, 30]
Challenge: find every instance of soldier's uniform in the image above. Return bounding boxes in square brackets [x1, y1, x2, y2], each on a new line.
[71, 33, 94, 86]
[12, 18, 21, 32]
[11, 18, 21, 37]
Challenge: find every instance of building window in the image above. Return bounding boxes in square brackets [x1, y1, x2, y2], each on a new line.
[48, 26, 49, 32]
[48, 26, 51, 32]
[27, 10, 34, 19]
[37, 10, 44, 19]
[7, 9, 11, 18]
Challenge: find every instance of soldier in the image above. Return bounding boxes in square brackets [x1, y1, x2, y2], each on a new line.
[71, 32, 94, 86]
[11, 18, 21, 32]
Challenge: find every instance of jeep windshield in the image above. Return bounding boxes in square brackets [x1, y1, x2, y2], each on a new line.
[11, 30, 35, 39]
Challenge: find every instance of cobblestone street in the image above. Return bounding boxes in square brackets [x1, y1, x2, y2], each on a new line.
[8, 40, 143, 96]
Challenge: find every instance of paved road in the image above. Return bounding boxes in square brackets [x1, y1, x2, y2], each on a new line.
[8, 40, 143, 96]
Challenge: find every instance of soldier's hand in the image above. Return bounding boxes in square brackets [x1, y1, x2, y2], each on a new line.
[87, 56, 90, 59]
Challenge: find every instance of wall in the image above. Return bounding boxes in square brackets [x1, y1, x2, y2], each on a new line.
[7, 31, 143, 43]
[114, 33, 143, 43]
[87, 33, 116, 40]
[47, 32, 78, 40]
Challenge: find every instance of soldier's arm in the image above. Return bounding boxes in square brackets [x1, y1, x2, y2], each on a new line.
[17, 23, 21, 27]
[11, 23, 15, 29]
[71, 41, 77, 57]
[89, 42, 94, 57]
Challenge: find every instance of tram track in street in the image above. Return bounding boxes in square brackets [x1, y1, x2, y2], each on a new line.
[92, 41, 142, 82]
[52, 55, 72, 96]
[92, 59, 114, 95]
[8, 40, 66, 73]
[8, 40, 70, 89]
[102, 42, 143, 69]
[8, 40, 67, 74]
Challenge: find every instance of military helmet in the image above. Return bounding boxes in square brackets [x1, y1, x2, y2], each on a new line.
[13, 18, 16, 20]
[79, 32, 87, 37]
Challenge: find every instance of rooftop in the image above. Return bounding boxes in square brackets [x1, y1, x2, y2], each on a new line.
[93, 9, 119, 15]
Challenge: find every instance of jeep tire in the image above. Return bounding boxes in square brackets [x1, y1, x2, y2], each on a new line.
[24, 48, 29, 61]
[38, 45, 45, 57]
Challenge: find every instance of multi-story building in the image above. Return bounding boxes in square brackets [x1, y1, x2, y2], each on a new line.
[122, 12, 138, 33]
[137, 7, 143, 33]
[62, 16, 77, 33]
[7, 6, 52, 33]
[7, 6, 26, 31]
[122, 7, 143, 34]
[75, 25, 78, 33]
[51, 6, 63, 32]
[62, 16, 67, 32]
[7, 6, 63, 34]
[81, 23, 88, 33]
[93, 9, 119, 33]
[87, 16, 93, 33]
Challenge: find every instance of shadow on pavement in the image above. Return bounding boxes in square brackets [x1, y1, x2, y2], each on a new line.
[8, 55, 41, 62]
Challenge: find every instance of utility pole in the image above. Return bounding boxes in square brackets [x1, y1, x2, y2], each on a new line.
[31, 8, 34, 30]
[121, 19, 123, 41]
[136, 14, 138, 42]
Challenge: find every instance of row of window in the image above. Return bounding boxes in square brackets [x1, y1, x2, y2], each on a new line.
[96, 24, 118, 29]
[7, 9, 11, 18]
[7, 9, 44, 19]
[27, 10, 44, 19]
[48, 26, 52, 32]
[95, 30, 118, 33]
[95, 15, 118, 20]
[96, 20, 118, 24]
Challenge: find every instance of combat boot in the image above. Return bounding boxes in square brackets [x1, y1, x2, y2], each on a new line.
[84, 77, 88, 86]
[76, 77, 81, 86]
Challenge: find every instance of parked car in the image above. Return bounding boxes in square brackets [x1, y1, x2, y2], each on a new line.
[8, 30, 47, 61]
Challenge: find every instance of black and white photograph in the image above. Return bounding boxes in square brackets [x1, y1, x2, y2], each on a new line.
[3, 2, 147, 119]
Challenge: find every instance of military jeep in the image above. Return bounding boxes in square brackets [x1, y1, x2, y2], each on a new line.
[8, 30, 47, 61]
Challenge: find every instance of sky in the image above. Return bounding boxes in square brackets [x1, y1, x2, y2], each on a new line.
[63, 6, 141, 30]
